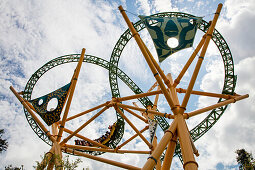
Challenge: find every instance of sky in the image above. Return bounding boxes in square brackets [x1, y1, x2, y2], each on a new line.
[0, 0, 255, 169]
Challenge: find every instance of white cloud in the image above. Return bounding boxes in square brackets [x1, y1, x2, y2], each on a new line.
[194, 0, 255, 168]
[218, 0, 255, 62]
[151, 0, 178, 13]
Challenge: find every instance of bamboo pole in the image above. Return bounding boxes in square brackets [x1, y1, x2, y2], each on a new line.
[148, 81, 158, 93]
[37, 148, 55, 170]
[173, 32, 207, 88]
[63, 128, 109, 149]
[60, 105, 110, 145]
[10, 86, 56, 143]
[161, 133, 177, 170]
[141, 40, 172, 89]
[122, 107, 148, 123]
[167, 73, 180, 106]
[190, 135, 199, 157]
[118, 5, 176, 112]
[116, 90, 162, 102]
[184, 94, 249, 119]
[152, 86, 160, 112]
[24, 100, 37, 112]
[52, 123, 58, 139]
[65, 101, 109, 122]
[57, 48, 86, 142]
[46, 157, 54, 170]
[64, 144, 150, 154]
[117, 126, 149, 149]
[115, 106, 152, 148]
[152, 136, 162, 170]
[118, 103, 174, 119]
[63, 148, 141, 170]
[176, 88, 236, 100]
[142, 119, 177, 170]
[181, 4, 223, 110]
[133, 102, 149, 120]
[53, 142, 63, 170]
[176, 114, 197, 170]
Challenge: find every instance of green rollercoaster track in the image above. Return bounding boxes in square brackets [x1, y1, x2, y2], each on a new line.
[109, 12, 236, 162]
[22, 12, 236, 162]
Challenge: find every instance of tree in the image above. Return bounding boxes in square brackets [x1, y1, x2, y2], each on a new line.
[236, 149, 255, 170]
[0, 129, 8, 153]
[34, 153, 82, 170]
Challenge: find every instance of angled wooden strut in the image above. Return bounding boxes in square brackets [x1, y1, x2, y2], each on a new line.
[118, 3, 224, 170]
[10, 86, 56, 143]
[57, 48, 86, 142]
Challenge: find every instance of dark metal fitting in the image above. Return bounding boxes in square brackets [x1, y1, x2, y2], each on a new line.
[183, 161, 198, 169]
[147, 156, 157, 164]
[164, 130, 174, 136]
[184, 113, 190, 119]
[180, 106, 186, 110]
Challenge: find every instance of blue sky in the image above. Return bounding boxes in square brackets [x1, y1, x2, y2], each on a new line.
[0, 0, 255, 169]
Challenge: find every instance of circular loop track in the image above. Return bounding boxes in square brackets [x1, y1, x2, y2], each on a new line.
[109, 12, 236, 161]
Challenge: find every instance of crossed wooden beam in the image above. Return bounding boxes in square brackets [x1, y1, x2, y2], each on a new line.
[10, 3, 248, 170]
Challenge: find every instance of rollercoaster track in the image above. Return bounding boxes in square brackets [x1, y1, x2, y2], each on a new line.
[22, 11, 236, 162]
[23, 54, 159, 156]
[109, 12, 236, 162]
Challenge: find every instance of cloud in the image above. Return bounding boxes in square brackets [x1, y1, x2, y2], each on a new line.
[194, 0, 255, 168]
[219, 0, 255, 62]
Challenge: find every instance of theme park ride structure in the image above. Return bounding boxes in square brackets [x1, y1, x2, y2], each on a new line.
[10, 3, 249, 170]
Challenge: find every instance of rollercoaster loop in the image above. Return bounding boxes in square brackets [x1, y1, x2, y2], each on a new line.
[21, 11, 236, 159]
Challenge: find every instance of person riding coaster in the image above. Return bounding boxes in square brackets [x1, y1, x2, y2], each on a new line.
[75, 122, 117, 146]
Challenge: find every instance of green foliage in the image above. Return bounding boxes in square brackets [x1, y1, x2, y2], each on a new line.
[62, 155, 82, 170]
[236, 149, 255, 170]
[34, 153, 82, 170]
[0, 129, 8, 153]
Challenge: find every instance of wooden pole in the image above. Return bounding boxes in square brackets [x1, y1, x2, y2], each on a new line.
[122, 106, 148, 123]
[64, 144, 150, 154]
[148, 81, 158, 93]
[117, 126, 149, 149]
[161, 133, 177, 170]
[176, 113, 198, 170]
[141, 40, 172, 89]
[173, 31, 207, 88]
[37, 147, 55, 170]
[63, 128, 109, 149]
[114, 106, 152, 149]
[152, 136, 162, 170]
[116, 90, 162, 102]
[166, 73, 180, 106]
[60, 105, 110, 145]
[152, 86, 160, 112]
[142, 119, 177, 170]
[57, 48, 86, 142]
[65, 101, 109, 122]
[176, 88, 236, 100]
[118, 5, 176, 112]
[181, 4, 223, 110]
[63, 148, 141, 170]
[133, 102, 149, 120]
[10, 86, 56, 143]
[118, 103, 174, 119]
[51, 124, 63, 170]
[184, 94, 249, 119]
